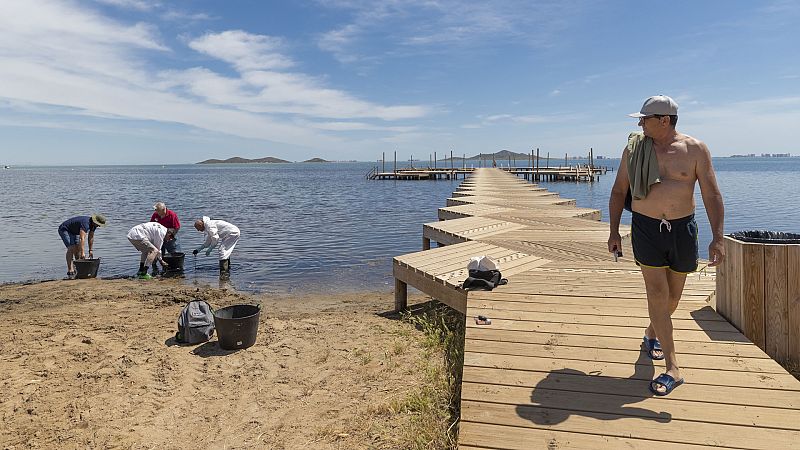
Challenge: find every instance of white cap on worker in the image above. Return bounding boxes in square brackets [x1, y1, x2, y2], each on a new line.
[628, 95, 679, 118]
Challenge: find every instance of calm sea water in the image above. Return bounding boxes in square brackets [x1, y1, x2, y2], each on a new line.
[1, 158, 798, 293]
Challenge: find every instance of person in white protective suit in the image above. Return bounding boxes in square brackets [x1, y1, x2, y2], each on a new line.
[192, 216, 240, 277]
[127, 222, 169, 280]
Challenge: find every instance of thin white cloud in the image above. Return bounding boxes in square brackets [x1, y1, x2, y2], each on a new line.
[189, 30, 294, 71]
[474, 112, 577, 126]
[308, 121, 417, 132]
[93, 0, 158, 11]
[0, 2, 431, 151]
[316, 0, 587, 63]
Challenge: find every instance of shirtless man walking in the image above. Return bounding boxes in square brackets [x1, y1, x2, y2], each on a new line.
[607, 95, 725, 396]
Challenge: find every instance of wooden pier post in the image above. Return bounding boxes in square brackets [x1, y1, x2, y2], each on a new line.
[529, 149, 532, 170]
[394, 278, 408, 311]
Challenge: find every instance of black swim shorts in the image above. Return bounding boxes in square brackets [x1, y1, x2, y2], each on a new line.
[631, 212, 699, 273]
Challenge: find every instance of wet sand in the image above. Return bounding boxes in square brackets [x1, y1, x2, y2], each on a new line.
[0, 279, 442, 449]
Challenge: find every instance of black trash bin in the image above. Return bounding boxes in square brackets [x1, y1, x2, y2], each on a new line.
[74, 258, 101, 279]
[162, 252, 185, 272]
[213, 304, 261, 350]
[728, 230, 800, 244]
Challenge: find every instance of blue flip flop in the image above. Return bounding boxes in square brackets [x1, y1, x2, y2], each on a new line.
[643, 336, 665, 360]
[649, 373, 684, 396]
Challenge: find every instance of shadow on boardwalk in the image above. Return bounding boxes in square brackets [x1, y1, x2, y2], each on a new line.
[516, 347, 672, 424]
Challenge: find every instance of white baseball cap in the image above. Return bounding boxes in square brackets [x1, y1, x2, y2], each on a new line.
[628, 95, 679, 118]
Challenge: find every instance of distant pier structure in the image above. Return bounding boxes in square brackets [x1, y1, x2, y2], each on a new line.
[367, 149, 612, 182]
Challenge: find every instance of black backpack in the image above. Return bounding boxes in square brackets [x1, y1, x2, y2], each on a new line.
[176, 300, 215, 344]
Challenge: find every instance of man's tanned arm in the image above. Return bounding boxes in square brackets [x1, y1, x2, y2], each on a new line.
[607, 148, 630, 254]
[696, 142, 725, 266]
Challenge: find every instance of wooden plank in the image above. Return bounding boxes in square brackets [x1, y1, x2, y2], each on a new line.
[742, 243, 766, 350]
[395, 241, 495, 264]
[790, 245, 800, 366]
[462, 366, 800, 409]
[461, 382, 800, 430]
[764, 244, 789, 364]
[730, 237, 744, 332]
[466, 292, 711, 310]
[463, 338, 788, 374]
[463, 352, 800, 390]
[466, 307, 738, 333]
[410, 248, 519, 274]
[399, 243, 495, 270]
[460, 401, 800, 449]
[458, 422, 712, 450]
[467, 299, 726, 321]
[464, 319, 749, 343]
[422, 226, 467, 246]
[716, 238, 727, 317]
[464, 327, 769, 358]
[392, 262, 466, 313]
[485, 285, 712, 300]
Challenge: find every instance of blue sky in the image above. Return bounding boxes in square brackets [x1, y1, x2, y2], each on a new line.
[1, 0, 799, 164]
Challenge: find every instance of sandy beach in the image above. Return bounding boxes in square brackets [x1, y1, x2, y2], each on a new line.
[0, 279, 453, 449]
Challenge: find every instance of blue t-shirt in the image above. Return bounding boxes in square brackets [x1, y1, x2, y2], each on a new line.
[60, 216, 91, 235]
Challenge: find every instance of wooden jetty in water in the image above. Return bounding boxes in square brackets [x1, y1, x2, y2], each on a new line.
[392, 168, 800, 449]
[367, 165, 608, 182]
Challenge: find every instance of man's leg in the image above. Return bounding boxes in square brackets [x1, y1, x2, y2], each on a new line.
[644, 270, 688, 358]
[129, 238, 151, 275]
[641, 266, 682, 392]
[66, 245, 78, 273]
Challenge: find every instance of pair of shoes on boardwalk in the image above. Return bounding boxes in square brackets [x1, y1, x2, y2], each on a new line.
[643, 336, 684, 396]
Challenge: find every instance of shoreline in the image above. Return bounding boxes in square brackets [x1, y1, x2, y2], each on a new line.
[0, 278, 455, 448]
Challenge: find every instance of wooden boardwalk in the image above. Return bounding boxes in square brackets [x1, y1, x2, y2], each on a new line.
[393, 168, 800, 449]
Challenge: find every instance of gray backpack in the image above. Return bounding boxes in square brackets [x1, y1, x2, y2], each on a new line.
[176, 300, 215, 344]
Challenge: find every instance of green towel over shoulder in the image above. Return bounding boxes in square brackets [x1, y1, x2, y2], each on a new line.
[626, 132, 660, 200]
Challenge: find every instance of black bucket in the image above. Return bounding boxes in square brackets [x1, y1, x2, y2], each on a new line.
[162, 252, 185, 272]
[213, 304, 260, 350]
[74, 258, 100, 279]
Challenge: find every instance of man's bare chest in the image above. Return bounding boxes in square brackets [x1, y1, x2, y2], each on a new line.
[655, 145, 695, 181]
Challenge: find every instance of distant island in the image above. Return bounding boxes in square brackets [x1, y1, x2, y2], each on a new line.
[303, 157, 329, 163]
[197, 156, 291, 164]
[439, 149, 536, 162]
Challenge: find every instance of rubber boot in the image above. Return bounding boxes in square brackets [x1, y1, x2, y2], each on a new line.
[138, 262, 146, 276]
[151, 262, 159, 276]
[219, 258, 231, 279]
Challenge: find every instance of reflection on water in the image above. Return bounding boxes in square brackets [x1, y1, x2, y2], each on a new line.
[2, 158, 798, 293]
